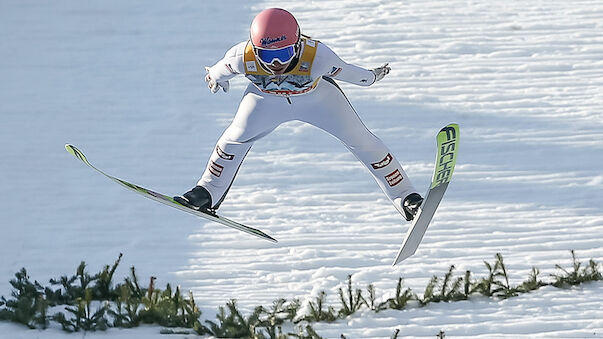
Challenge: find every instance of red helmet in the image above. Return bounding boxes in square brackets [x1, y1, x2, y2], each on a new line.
[250, 8, 300, 49]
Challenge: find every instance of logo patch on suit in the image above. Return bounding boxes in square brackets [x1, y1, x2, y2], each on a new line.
[371, 153, 393, 169]
[329, 67, 342, 77]
[246, 61, 257, 72]
[209, 161, 224, 177]
[385, 169, 403, 187]
[299, 62, 310, 72]
[216, 145, 234, 160]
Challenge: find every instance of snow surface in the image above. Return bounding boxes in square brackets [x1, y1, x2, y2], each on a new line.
[1, 0, 602, 338]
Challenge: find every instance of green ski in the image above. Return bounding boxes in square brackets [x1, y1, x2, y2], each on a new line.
[65, 144, 277, 243]
[393, 123, 459, 265]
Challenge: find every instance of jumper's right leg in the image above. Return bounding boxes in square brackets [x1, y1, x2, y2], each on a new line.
[175, 86, 291, 211]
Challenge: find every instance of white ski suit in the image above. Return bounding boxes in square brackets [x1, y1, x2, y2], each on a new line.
[198, 37, 416, 215]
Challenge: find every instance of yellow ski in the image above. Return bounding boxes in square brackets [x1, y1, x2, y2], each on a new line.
[65, 144, 277, 243]
[393, 123, 459, 265]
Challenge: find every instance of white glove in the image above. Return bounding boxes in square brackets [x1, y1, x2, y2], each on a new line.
[204, 67, 230, 93]
[371, 63, 391, 82]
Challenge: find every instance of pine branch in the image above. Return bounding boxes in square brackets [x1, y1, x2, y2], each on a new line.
[338, 275, 365, 317]
[387, 277, 414, 310]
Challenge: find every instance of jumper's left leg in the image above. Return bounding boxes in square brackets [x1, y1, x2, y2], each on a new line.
[299, 79, 420, 219]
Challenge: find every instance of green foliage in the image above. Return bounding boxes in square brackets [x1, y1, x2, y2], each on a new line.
[137, 280, 203, 328]
[49, 261, 95, 305]
[253, 298, 294, 339]
[337, 275, 365, 317]
[0, 254, 206, 334]
[386, 278, 414, 310]
[551, 250, 603, 287]
[491, 253, 518, 299]
[0, 268, 48, 329]
[364, 284, 388, 312]
[298, 291, 337, 323]
[203, 299, 261, 338]
[93, 253, 122, 300]
[52, 287, 110, 332]
[473, 253, 518, 299]
[474, 259, 496, 297]
[516, 267, 547, 293]
[1, 251, 601, 338]
[420, 265, 465, 304]
[285, 298, 301, 321]
[122, 266, 145, 300]
[45, 253, 123, 306]
[108, 283, 141, 328]
[462, 270, 474, 299]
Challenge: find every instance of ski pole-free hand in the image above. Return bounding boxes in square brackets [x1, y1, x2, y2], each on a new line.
[204, 67, 230, 93]
[371, 63, 391, 82]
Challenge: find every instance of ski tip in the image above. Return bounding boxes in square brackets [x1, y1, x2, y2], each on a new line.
[441, 122, 459, 130]
[65, 144, 80, 156]
[65, 144, 91, 166]
[65, 144, 77, 157]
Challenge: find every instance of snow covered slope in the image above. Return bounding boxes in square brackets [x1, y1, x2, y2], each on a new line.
[1, 0, 601, 337]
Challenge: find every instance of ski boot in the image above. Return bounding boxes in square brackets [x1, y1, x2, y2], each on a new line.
[174, 186, 213, 212]
[401, 193, 424, 221]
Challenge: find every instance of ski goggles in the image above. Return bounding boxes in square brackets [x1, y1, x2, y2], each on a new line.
[255, 45, 297, 66]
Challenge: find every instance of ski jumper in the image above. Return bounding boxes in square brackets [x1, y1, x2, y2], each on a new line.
[198, 37, 417, 214]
